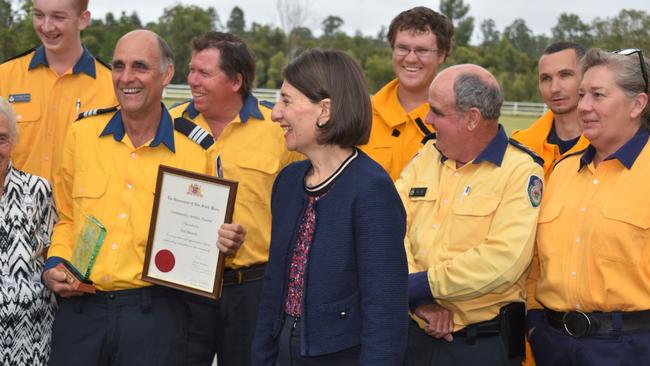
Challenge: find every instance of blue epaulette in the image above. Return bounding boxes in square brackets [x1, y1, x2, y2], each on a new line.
[174, 117, 214, 150]
[76, 106, 119, 121]
[508, 138, 544, 167]
[259, 100, 275, 110]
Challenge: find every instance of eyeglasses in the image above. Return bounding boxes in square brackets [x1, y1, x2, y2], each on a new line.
[393, 45, 439, 58]
[613, 48, 649, 93]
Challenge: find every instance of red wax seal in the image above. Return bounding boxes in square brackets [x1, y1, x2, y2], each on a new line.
[155, 249, 175, 273]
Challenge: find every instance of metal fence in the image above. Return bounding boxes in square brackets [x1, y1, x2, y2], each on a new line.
[164, 84, 547, 117]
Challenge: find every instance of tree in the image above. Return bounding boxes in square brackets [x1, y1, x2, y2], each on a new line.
[227, 6, 246, 35]
[439, 0, 474, 46]
[551, 13, 593, 46]
[152, 4, 219, 83]
[503, 18, 546, 59]
[265, 51, 287, 88]
[322, 15, 344, 38]
[276, 0, 312, 59]
[591, 9, 650, 52]
[83, 11, 142, 62]
[479, 19, 500, 46]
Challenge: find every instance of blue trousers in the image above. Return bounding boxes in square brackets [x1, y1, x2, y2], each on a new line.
[530, 320, 650, 366]
[48, 286, 188, 366]
[184, 277, 264, 366]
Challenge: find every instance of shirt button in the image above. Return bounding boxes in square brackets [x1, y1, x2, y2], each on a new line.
[453, 172, 460, 177]
[119, 213, 127, 219]
[432, 224, 438, 230]
[580, 207, 587, 212]
[576, 304, 581, 310]
[570, 271, 577, 277]
[575, 237, 581, 243]
[126, 183, 133, 189]
[442, 199, 449, 205]
[131, 153, 137, 159]
[111, 244, 118, 250]
[43, 156, 50, 161]
[103, 275, 110, 283]
[592, 179, 599, 185]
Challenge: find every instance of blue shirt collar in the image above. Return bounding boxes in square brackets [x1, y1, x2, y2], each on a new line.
[100, 104, 176, 152]
[29, 45, 97, 78]
[184, 94, 263, 122]
[579, 127, 649, 170]
[473, 124, 509, 166]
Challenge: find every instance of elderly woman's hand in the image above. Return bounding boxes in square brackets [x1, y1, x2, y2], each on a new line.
[217, 223, 246, 256]
[42, 268, 84, 298]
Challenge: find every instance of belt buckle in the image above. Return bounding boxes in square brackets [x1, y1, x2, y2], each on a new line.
[562, 310, 591, 337]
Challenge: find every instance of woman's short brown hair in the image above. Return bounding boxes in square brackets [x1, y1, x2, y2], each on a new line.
[283, 49, 371, 147]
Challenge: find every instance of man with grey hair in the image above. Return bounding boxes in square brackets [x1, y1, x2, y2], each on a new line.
[395, 64, 544, 366]
[42, 30, 246, 366]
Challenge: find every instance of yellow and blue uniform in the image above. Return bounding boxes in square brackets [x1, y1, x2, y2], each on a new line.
[360, 79, 432, 181]
[527, 127, 650, 365]
[45, 105, 210, 290]
[169, 95, 302, 270]
[397, 127, 543, 365]
[0, 46, 116, 182]
[512, 111, 589, 180]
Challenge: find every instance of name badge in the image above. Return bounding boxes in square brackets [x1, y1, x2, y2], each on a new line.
[8, 94, 31, 103]
[409, 187, 427, 197]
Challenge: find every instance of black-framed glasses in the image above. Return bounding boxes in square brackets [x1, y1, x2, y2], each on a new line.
[393, 44, 439, 58]
[614, 48, 649, 93]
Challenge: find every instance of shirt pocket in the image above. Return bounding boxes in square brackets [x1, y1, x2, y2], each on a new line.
[535, 203, 563, 260]
[597, 200, 650, 264]
[450, 196, 499, 251]
[235, 153, 280, 205]
[72, 172, 109, 220]
[11, 98, 40, 123]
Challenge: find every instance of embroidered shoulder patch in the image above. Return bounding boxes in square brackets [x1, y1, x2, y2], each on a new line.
[527, 175, 543, 207]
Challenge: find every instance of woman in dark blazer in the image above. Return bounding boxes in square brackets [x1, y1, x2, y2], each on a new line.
[251, 49, 409, 365]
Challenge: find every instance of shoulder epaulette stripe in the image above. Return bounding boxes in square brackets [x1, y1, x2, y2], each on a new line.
[76, 106, 119, 121]
[415, 117, 433, 136]
[95, 56, 111, 70]
[508, 138, 544, 167]
[1, 47, 37, 64]
[554, 148, 587, 168]
[174, 117, 214, 150]
[421, 133, 436, 144]
[259, 100, 275, 109]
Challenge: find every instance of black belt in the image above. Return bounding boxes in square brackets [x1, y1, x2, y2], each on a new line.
[545, 308, 650, 337]
[453, 317, 501, 339]
[222, 263, 266, 286]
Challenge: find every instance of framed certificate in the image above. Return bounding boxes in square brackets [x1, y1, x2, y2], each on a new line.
[142, 165, 237, 299]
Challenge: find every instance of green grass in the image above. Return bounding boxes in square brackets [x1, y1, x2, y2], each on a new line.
[501, 115, 537, 136]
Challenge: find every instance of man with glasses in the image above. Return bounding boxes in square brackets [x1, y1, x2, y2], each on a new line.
[360, 6, 453, 181]
[512, 42, 590, 181]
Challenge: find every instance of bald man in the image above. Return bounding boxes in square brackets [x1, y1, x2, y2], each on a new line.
[396, 64, 543, 366]
[43, 30, 245, 366]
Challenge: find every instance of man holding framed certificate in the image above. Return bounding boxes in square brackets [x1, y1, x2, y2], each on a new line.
[41, 30, 245, 366]
[169, 31, 302, 366]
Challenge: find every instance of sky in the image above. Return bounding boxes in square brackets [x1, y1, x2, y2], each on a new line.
[92, 0, 649, 40]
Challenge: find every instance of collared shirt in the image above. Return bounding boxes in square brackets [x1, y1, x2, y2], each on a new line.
[169, 95, 303, 269]
[396, 126, 543, 330]
[529, 127, 650, 313]
[46, 105, 211, 291]
[512, 111, 589, 181]
[360, 79, 433, 181]
[0, 46, 117, 182]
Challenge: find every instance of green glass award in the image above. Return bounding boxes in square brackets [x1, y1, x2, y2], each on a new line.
[56, 215, 106, 293]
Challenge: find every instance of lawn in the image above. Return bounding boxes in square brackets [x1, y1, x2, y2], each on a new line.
[501, 115, 537, 136]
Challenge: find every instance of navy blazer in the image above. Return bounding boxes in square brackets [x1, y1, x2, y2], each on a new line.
[252, 150, 409, 365]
